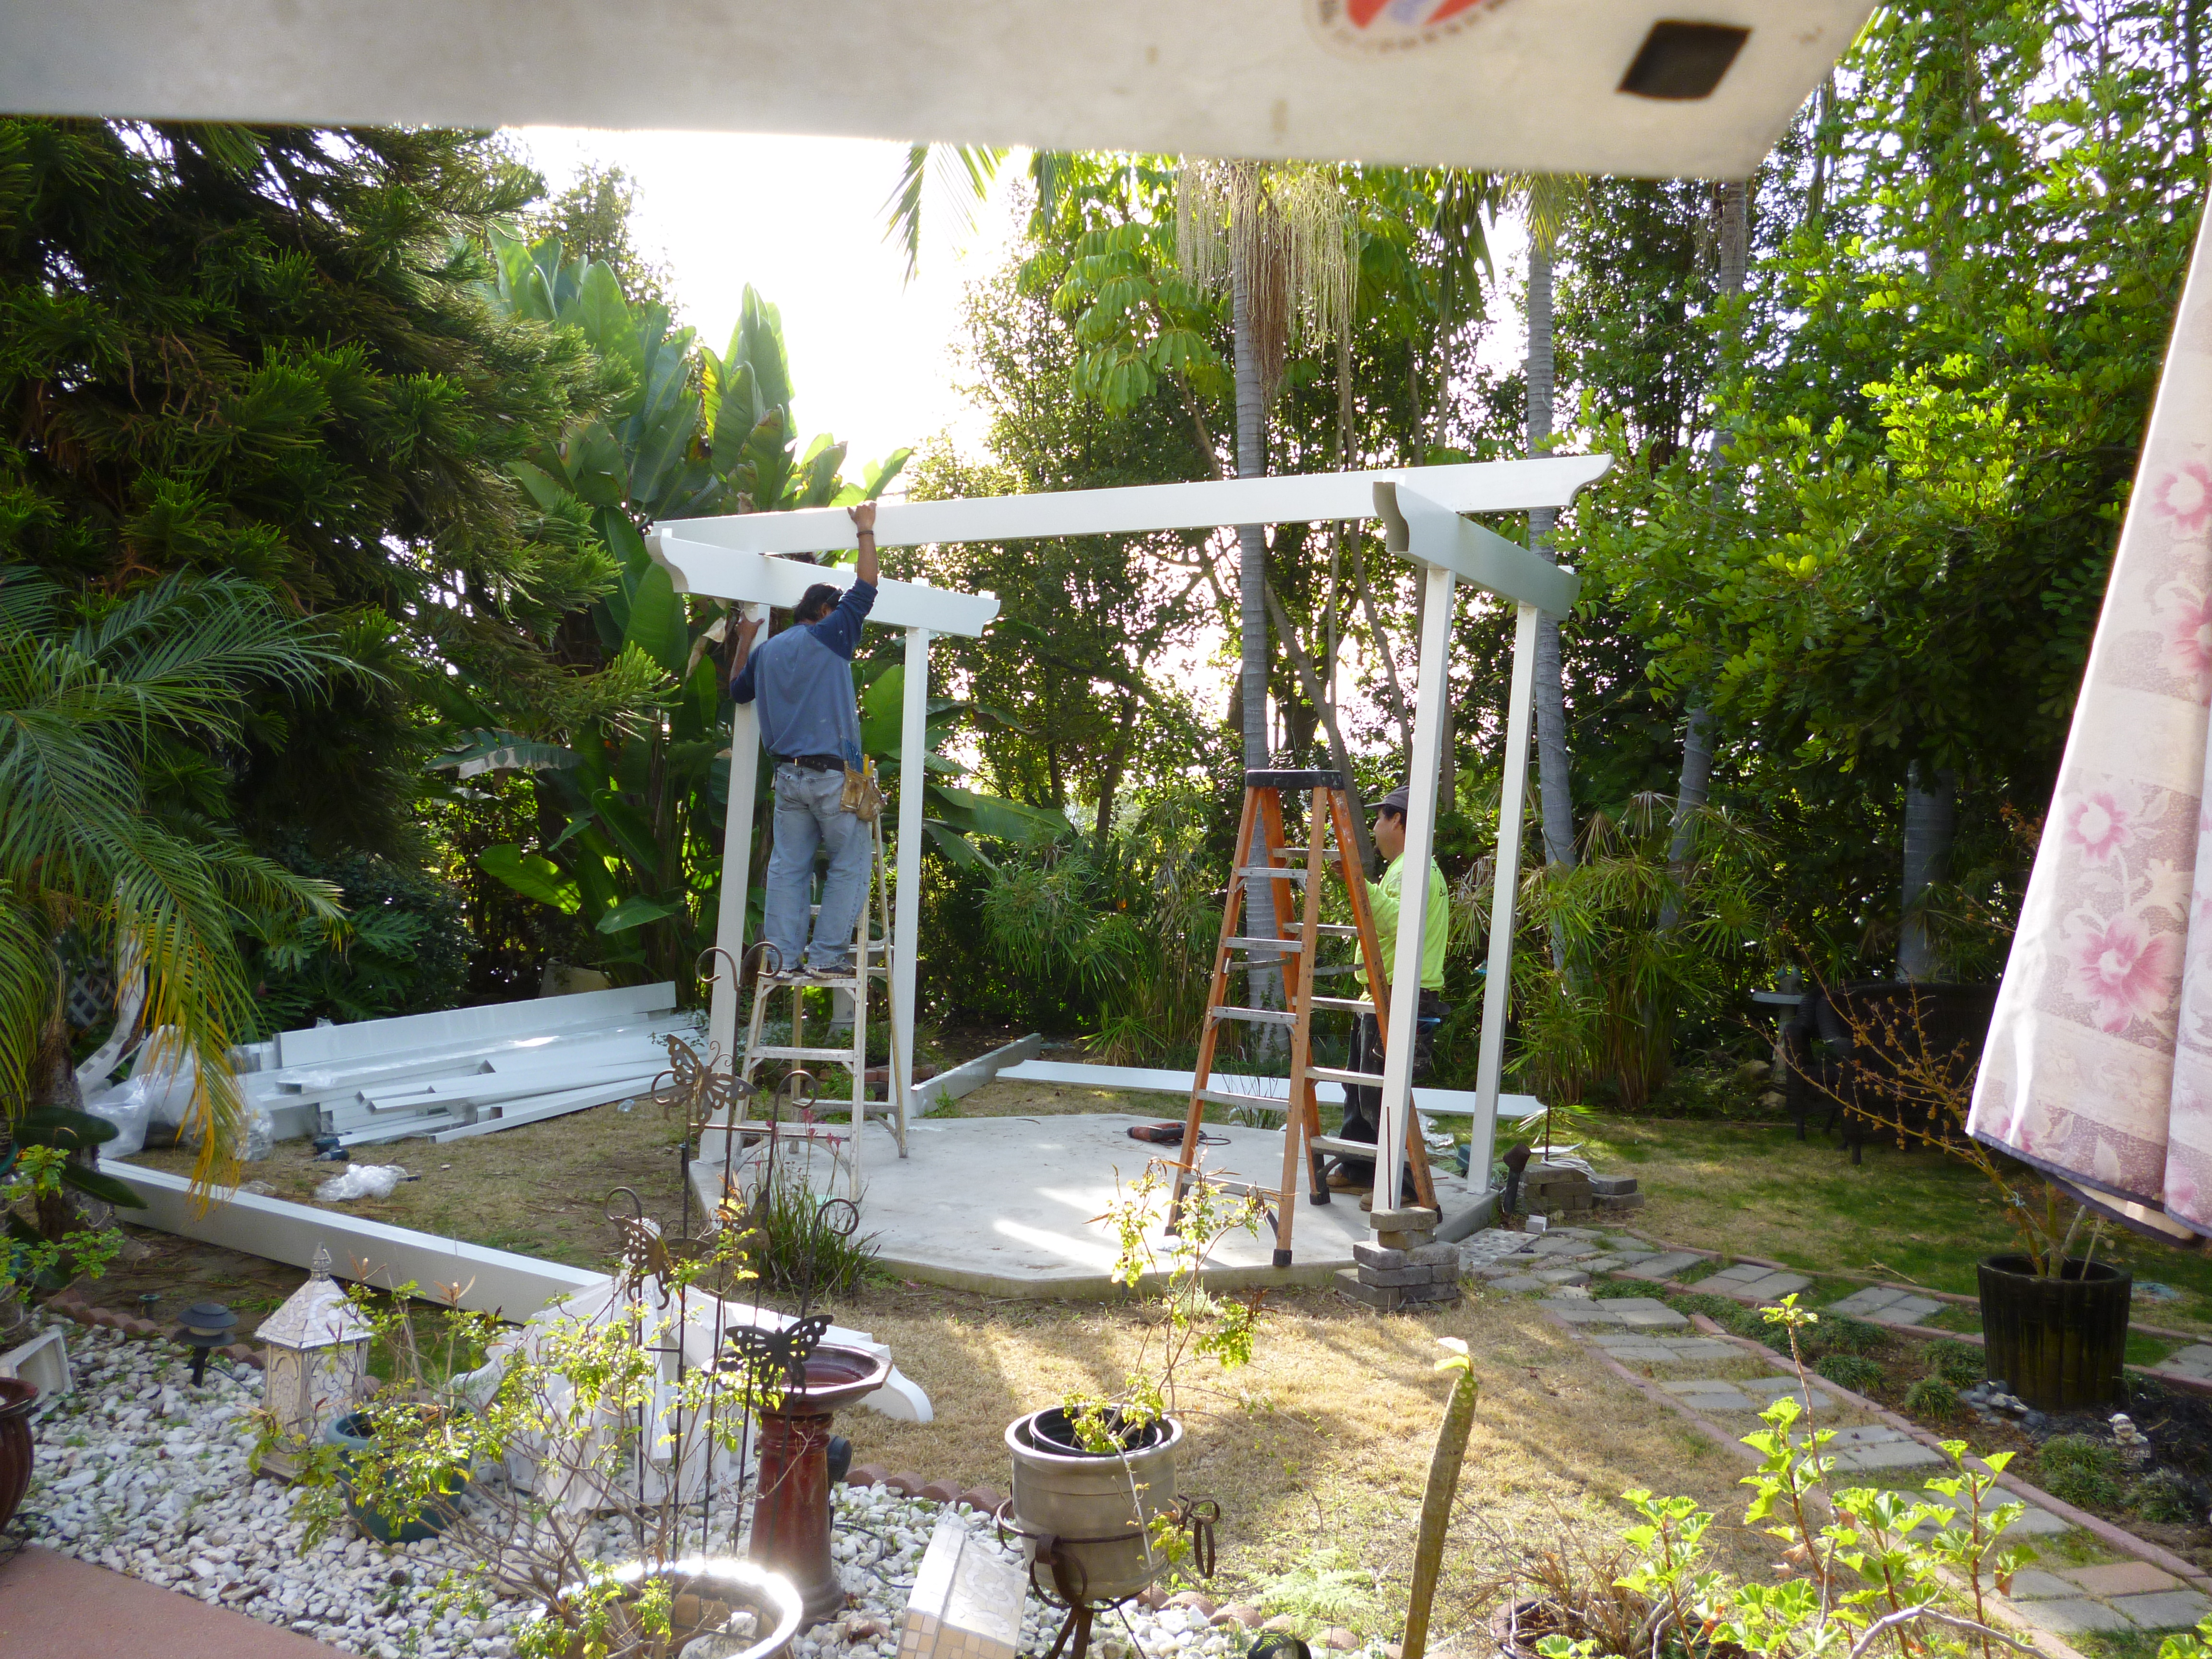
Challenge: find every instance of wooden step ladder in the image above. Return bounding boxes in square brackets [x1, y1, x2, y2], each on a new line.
[705, 810, 907, 1204]
[1168, 769, 1438, 1266]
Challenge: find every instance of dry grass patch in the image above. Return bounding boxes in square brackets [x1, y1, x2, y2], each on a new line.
[822, 1279, 1777, 1645]
[128, 1096, 695, 1271]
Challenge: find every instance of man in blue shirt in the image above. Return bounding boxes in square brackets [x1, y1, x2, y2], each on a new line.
[727, 502, 880, 982]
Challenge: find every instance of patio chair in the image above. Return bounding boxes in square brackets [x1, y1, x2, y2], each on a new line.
[1780, 982, 1996, 1164]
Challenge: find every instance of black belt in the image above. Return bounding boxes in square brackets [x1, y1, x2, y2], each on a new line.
[778, 753, 844, 772]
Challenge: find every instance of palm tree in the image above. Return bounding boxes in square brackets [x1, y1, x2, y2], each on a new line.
[1, 569, 347, 1187]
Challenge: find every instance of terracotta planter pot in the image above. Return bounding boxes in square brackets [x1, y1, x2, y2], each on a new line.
[0, 1376, 36, 1533]
[1977, 1253, 2130, 1411]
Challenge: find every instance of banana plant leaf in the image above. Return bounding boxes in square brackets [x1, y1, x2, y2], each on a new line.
[597, 895, 682, 934]
[479, 845, 581, 913]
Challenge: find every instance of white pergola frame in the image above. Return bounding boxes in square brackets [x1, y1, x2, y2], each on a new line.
[650, 451, 1609, 1207]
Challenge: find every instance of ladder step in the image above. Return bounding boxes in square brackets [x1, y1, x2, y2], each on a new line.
[1264, 849, 1342, 863]
[1310, 996, 1377, 1014]
[1315, 924, 1359, 937]
[1192, 1088, 1288, 1112]
[1223, 936, 1301, 952]
[746, 1045, 865, 1061]
[1307, 1064, 1384, 1088]
[1309, 1133, 1380, 1158]
[1236, 866, 1311, 881]
[1209, 1005, 1298, 1027]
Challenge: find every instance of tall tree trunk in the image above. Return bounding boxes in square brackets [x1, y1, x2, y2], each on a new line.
[1231, 236, 1283, 1013]
[1660, 179, 1749, 935]
[1899, 763, 1957, 982]
[1093, 691, 1140, 855]
[1526, 238, 1574, 878]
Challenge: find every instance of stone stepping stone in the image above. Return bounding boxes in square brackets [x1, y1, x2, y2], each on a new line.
[1485, 1274, 1550, 1293]
[1908, 1495, 2068, 1539]
[2147, 1343, 2212, 1384]
[1541, 1296, 1689, 1330]
[1698, 1262, 1814, 1304]
[1825, 1285, 1945, 1326]
[1528, 1237, 1599, 1260]
[2011, 1599, 2137, 1635]
[1659, 1376, 1836, 1414]
[1619, 1250, 1704, 1281]
[1984, 1568, 2079, 1601]
[1813, 1425, 1945, 1471]
[2063, 1563, 2185, 1597]
[2111, 1591, 2212, 1630]
[1591, 1334, 1742, 1363]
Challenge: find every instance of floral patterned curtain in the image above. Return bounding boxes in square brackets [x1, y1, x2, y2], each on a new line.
[1967, 190, 2212, 1249]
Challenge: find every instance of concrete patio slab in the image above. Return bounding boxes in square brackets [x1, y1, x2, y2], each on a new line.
[688, 1112, 1494, 1297]
[0, 1545, 341, 1658]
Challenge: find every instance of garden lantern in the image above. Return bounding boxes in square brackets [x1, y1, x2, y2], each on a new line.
[255, 1247, 369, 1443]
[173, 1301, 235, 1386]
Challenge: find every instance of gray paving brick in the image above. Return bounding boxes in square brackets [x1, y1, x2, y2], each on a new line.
[1704, 1262, 1768, 1287]
[1620, 1250, 1703, 1281]
[1827, 1286, 1911, 1317]
[1993, 1568, 2079, 1601]
[1540, 1298, 1624, 1323]
[2110, 1592, 2212, 1630]
[1485, 1274, 1549, 1293]
[1834, 1441, 1945, 1470]
[2010, 1599, 2136, 1635]
[1591, 1341, 1682, 1364]
[1536, 1268, 1592, 1287]
[1864, 1295, 1944, 1326]
[1617, 1306, 1693, 1330]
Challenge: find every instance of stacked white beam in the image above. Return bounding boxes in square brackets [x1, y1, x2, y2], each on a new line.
[243, 984, 697, 1147]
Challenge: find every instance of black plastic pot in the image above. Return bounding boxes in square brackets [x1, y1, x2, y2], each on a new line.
[1976, 1253, 2131, 1410]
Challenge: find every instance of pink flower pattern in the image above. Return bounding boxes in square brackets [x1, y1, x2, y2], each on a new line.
[2066, 912, 2177, 1034]
[2163, 585, 2212, 687]
[2064, 791, 2137, 866]
[2151, 460, 2212, 539]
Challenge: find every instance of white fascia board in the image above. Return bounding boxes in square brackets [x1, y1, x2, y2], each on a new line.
[650, 534, 1001, 639]
[1377, 482, 1585, 617]
[659, 458, 1612, 561]
[274, 983, 677, 1070]
[1, 2, 1871, 183]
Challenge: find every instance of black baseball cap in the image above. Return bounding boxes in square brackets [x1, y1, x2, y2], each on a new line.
[1373, 785, 1411, 817]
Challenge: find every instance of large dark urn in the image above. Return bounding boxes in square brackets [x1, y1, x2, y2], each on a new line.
[1977, 1254, 2132, 1410]
[750, 1344, 892, 1626]
[0, 1377, 37, 1534]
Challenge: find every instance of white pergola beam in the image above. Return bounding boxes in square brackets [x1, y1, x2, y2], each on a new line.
[650, 533, 1000, 638]
[1376, 483, 1585, 617]
[656, 459, 1611, 560]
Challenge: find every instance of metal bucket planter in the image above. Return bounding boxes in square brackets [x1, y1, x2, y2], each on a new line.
[323, 1408, 472, 1544]
[1005, 1407, 1182, 1606]
[1976, 1254, 2131, 1411]
[545, 1557, 804, 1659]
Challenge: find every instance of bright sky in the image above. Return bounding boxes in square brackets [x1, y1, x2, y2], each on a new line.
[509, 128, 1027, 482]
[507, 128, 1543, 759]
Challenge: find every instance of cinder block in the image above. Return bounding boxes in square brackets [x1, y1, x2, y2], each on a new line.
[1374, 1230, 1434, 1251]
[1408, 1242, 1460, 1267]
[1353, 1241, 1409, 1271]
[1597, 1193, 1647, 1212]
[1360, 1264, 1437, 1288]
[1588, 1174, 1638, 1196]
[1368, 1206, 1437, 1230]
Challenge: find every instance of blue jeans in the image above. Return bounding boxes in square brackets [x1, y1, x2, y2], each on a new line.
[763, 763, 871, 973]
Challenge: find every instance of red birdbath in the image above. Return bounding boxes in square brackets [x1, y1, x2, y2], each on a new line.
[751, 1343, 893, 1626]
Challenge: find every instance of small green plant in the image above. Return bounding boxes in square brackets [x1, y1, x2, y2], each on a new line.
[1059, 1160, 1266, 1454]
[727, 1175, 880, 1300]
[2035, 1434, 2124, 1512]
[2158, 1613, 2212, 1659]
[1518, 1296, 2031, 1659]
[2128, 1469, 2199, 1525]
[1815, 1352, 1886, 1393]
[1926, 1341, 1984, 1388]
[1902, 1376, 1962, 1422]
[1253, 1549, 1382, 1638]
[2, 1142, 124, 1303]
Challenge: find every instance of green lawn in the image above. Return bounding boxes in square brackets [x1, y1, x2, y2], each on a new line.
[1576, 1114, 2212, 1334]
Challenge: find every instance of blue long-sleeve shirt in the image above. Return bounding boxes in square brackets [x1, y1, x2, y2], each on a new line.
[731, 580, 876, 765]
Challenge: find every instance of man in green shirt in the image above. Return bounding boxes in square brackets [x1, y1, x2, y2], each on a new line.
[1330, 785, 1449, 1194]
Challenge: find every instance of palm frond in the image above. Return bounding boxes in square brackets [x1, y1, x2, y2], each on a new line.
[881, 143, 1008, 286]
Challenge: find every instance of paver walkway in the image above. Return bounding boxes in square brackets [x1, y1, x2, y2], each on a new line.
[1490, 1233, 2212, 1641]
[0, 1544, 342, 1658]
[2144, 1342, 2212, 1389]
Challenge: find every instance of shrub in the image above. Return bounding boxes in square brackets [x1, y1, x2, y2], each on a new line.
[2036, 1435, 2123, 1511]
[1816, 1353, 1886, 1393]
[1902, 1377, 1961, 1421]
[243, 839, 470, 1031]
[1253, 1550, 1382, 1638]
[1925, 1341, 1984, 1388]
[1807, 1314, 1883, 1357]
[2128, 1469, 2200, 1525]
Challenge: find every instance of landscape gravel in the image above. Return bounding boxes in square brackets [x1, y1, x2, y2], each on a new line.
[16, 1315, 1289, 1659]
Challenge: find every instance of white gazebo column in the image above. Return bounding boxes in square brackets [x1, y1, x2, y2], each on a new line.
[1471, 602, 1540, 1188]
[890, 625, 931, 1152]
[706, 600, 768, 1062]
[1373, 561, 1457, 1211]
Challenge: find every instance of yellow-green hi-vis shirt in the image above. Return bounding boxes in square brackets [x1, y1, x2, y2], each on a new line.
[1357, 855, 1449, 991]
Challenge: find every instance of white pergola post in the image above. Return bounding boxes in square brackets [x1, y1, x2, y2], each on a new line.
[1373, 560, 1457, 1210]
[706, 600, 767, 1065]
[893, 625, 932, 1134]
[1473, 603, 1541, 1184]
